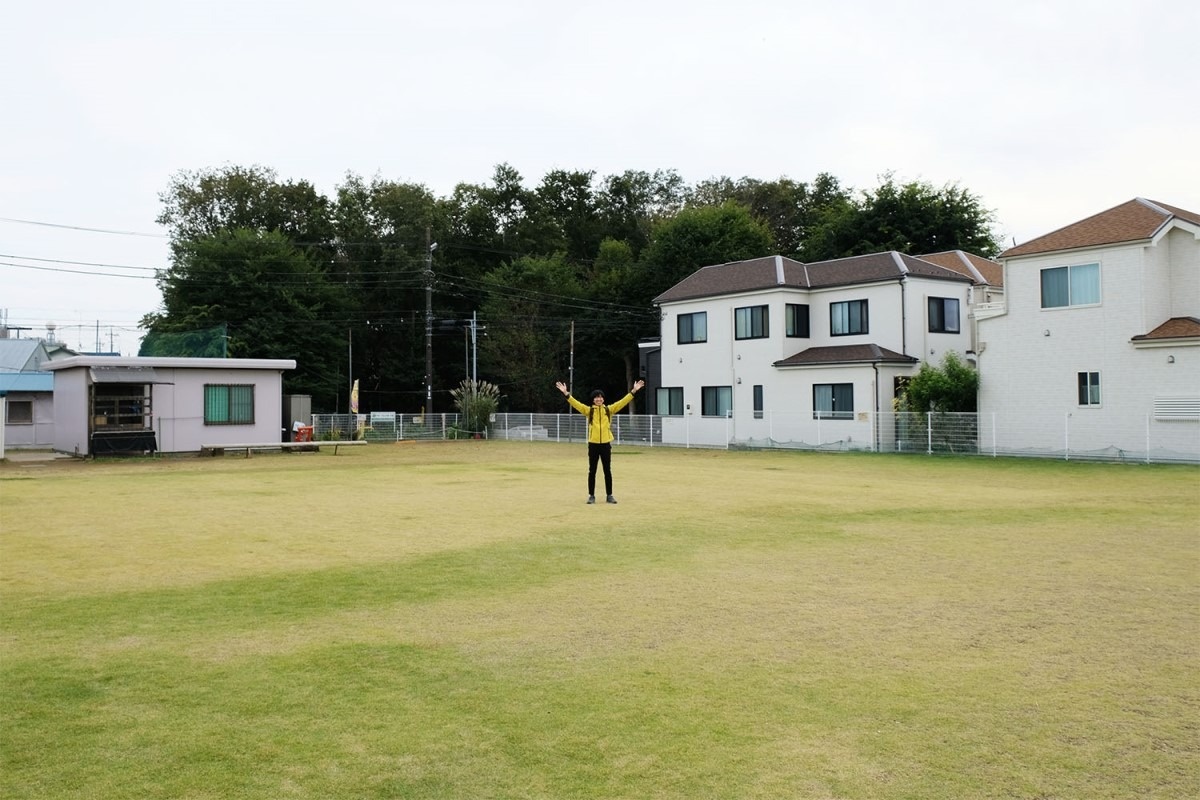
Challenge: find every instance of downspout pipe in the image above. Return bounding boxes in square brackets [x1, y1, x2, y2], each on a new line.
[873, 360, 880, 452]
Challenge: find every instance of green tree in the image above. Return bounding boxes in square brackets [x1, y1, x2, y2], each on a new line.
[157, 165, 334, 258]
[635, 202, 775, 302]
[689, 173, 850, 258]
[141, 229, 349, 406]
[802, 175, 1001, 261]
[331, 174, 445, 410]
[900, 352, 979, 413]
[477, 255, 584, 412]
[535, 169, 604, 263]
[595, 169, 686, 257]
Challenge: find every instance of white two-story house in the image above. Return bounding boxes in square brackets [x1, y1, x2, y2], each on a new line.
[976, 198, 1200, 461]
[653, 252, 976, 449]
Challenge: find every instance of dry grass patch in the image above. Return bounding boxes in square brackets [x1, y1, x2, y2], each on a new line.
[2, 443, 1197, 799]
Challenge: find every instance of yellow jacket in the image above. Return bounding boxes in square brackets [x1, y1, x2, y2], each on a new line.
[566, 392, 634, 444]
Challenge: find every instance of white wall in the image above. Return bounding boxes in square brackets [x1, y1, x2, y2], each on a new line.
[47, 357, 293, 455]
[657, 275, 972, 447]
[979, 229, 1200, 455]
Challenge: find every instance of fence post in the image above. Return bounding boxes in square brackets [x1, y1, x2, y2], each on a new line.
[992, 412, 997, 457]
[615, 414, 621, 445]
[927, 412, 933, 455]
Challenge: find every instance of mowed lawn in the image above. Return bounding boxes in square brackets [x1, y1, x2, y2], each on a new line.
[1, 442, 1197, 799]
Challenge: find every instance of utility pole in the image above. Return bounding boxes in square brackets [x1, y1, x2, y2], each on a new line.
[471, 310, 479, 385]
[568, 320, 575, 395]
[425, 235, 436, 415]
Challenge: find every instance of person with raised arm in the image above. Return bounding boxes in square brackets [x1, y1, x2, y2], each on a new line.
[555, 379, 644, 504]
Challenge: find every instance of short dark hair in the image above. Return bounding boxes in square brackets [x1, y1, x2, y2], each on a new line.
[590, 389, 605, 400]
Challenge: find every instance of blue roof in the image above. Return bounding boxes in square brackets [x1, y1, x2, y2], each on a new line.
[0, 371, 54, 394]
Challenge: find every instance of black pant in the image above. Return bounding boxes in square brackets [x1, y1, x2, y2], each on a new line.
[587, 442, 613, 496]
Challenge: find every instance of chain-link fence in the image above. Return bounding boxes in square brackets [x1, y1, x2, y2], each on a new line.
[309, 410, 1199, 464]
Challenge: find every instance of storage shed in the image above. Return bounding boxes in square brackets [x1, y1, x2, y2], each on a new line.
[43, 356, 296, 456]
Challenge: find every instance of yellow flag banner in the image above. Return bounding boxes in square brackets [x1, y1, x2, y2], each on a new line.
[350, 379, 359, 414]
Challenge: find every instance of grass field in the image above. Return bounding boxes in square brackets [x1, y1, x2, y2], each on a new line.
[1, 442, 1197, 799]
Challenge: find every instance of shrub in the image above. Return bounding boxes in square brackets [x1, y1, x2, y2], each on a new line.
[450, 379, 501, 434]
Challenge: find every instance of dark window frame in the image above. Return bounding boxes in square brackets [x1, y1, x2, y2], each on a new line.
[928, 297, 961, 333]
[734, 305, 769, 340]
[1077, 372, 1101, 406]
[813, 383, 854, 420]
[656, 386, 684, 416]
[677, 312, 707, 344]
[785, 303, 810, 338]
[830, 299, 869, 336]
[701, 385, 733, 417]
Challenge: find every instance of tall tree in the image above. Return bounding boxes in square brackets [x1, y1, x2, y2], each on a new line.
[535, 169, 603, 263]
[477, 255, 584, 412]
[141, 229, 349, 405]
[595, 169, 686, 257]
[157, 165, 334, 259]
[802, 175, 1001, 261]
[634, 202, 775, 302]
[689, 173, 850, 258]
[330, 174, 444, 410]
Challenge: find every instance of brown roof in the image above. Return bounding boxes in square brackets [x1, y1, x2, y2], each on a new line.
[774, 343, 918, 367]
[1130, 317, 1200, 342]
[917, 250, 1004, 287]
[654, 252, 970, 304]
[1001, 198, 1200, 259]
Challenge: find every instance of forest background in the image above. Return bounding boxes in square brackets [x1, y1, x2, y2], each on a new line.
[141, 164, 1001, 413]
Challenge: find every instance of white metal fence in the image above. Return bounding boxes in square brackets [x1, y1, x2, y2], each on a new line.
[310, 410, 1200, 464]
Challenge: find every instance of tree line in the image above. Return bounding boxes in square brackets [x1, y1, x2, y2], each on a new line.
[141, 164, 1001, 412]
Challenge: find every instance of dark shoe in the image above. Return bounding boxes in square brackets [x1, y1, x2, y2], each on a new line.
[587, 495, 595, 504]
[606, 495, 618, 504]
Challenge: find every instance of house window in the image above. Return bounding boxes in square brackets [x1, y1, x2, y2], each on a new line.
[814, 383, 853, 419]
[753, 385, 764, 419]
[735, 305, 769, 340]
[204, 384, 255, 424]
[677, 312, 707, 344]
[656, 387, 684, 416]
[1077, 372, 1101, 406]
[6, 400, 33, 424]
[1042, 263, 1100, 308]
[92, 384, 149, 429]
[928, 297, 960, 333]
[831, 300, 868, 335]
[786, 304, 810, 338]
[701, 386, 733, 417]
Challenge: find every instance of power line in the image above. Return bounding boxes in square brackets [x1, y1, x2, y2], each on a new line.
[0, 260, 157, 279]
[0, 216, 167, 238]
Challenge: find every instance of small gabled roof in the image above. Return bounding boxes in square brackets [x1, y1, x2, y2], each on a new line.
[917, 250, 1004, 287]
[654, 251, 970, 304]
[1001, 198, 1200, 259]
[1130, 316, 1200, 342]
[0, 339, 49, 372]
[773, 343, 918, 368]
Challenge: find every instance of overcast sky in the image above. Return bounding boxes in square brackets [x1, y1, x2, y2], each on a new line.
[3, 0, 1197, 354]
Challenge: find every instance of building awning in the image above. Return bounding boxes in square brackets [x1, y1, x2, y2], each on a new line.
[89, 367, 170, 384]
